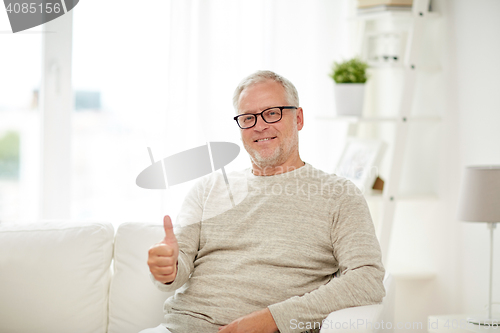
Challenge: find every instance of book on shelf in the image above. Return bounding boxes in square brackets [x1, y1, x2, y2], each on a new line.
[357, 0, 412, 8]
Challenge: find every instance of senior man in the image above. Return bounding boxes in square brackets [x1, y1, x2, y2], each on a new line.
[144, 70, 385, 333]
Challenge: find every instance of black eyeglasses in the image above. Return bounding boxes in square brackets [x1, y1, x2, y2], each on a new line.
[234, 106, 298, 129]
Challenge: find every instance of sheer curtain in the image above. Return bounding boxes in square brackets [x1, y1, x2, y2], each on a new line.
[163, 0, 352, 185]
[71, 0, 351, 225]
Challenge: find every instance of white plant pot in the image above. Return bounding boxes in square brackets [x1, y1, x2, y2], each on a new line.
[334, 83, 366, 116]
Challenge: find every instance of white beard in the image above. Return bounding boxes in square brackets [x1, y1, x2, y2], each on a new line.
[244, 126, 299, 169]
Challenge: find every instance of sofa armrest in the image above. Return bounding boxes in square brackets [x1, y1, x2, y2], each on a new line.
[320, 304, 383, 333]
[320, 273, 394, 333]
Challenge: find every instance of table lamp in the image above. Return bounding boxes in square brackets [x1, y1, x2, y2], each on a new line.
[457, 165, 500, 325]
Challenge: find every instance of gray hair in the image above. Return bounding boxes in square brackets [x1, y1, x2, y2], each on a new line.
[232, 70, 299, 112]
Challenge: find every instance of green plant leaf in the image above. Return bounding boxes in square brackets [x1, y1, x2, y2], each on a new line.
[330, 57, 369, 83]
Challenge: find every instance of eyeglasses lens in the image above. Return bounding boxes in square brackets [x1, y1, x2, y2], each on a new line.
[238, 115, 256, 128]
[263, 108, 281, 122]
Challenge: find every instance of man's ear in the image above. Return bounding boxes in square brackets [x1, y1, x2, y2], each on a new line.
[296, 107, 304, 131]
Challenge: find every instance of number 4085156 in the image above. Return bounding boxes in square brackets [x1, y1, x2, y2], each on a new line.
[6, 2, 61, 14]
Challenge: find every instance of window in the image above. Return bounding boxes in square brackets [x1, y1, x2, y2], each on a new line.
[71, 1, 176, 225]
[0, 13, 42, 222]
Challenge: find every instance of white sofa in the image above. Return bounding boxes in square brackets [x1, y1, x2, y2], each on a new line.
[0, 221, 394, 333]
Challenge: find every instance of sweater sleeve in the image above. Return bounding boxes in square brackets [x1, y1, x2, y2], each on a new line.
[152, 180, 204, 292]
[267, 181, 385, 333]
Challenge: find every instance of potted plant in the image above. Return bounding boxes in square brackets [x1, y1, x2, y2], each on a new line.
[330, 58, 369, 116]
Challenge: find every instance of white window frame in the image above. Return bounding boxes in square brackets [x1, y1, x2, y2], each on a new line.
[40, 12, 73, 220]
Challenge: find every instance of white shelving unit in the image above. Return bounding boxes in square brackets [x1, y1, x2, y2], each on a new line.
[322, 0, 441, 264]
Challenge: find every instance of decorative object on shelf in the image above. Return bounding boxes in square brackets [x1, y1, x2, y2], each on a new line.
[372, 176, 385, 192]
[457, 165, 500, 326]
[335, 138, 386, 193]
[365, 32, 404, 67]
[330, 58, 369, 116]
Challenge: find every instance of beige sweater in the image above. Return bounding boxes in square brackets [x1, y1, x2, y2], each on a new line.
[153, 163, 385, 333]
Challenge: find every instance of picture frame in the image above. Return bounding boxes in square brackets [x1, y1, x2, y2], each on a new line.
[335, 137, 387, 192]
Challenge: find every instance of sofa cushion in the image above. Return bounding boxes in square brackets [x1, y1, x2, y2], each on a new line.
[108, 222, 175, 333]
[0, 221, 114, 333]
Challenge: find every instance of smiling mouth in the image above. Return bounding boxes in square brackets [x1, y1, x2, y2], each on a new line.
[254, 137, 277, 143]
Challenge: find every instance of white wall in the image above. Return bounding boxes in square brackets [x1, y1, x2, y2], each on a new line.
[399, 0, 500, 325]
[445, 0, 500, 316]
[379, 1, 500, 330]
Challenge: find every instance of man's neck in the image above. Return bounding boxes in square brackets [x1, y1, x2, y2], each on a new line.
[251, 156, 305, 176]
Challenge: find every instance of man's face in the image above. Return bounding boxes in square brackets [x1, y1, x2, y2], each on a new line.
[237, 80, 303, 169]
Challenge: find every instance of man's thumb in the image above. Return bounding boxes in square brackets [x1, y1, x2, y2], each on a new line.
[163, 215, 177, 243]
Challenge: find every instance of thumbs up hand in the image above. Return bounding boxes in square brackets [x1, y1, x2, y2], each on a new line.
[148, 216, 179, 284]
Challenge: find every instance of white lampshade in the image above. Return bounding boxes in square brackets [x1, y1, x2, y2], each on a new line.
[457, 165, 500, 223]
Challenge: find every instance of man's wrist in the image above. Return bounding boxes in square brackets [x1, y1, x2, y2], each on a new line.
[262, 308, 279, 332]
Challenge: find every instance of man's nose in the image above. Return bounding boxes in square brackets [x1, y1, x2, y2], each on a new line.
[253, 115, 269, 131]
